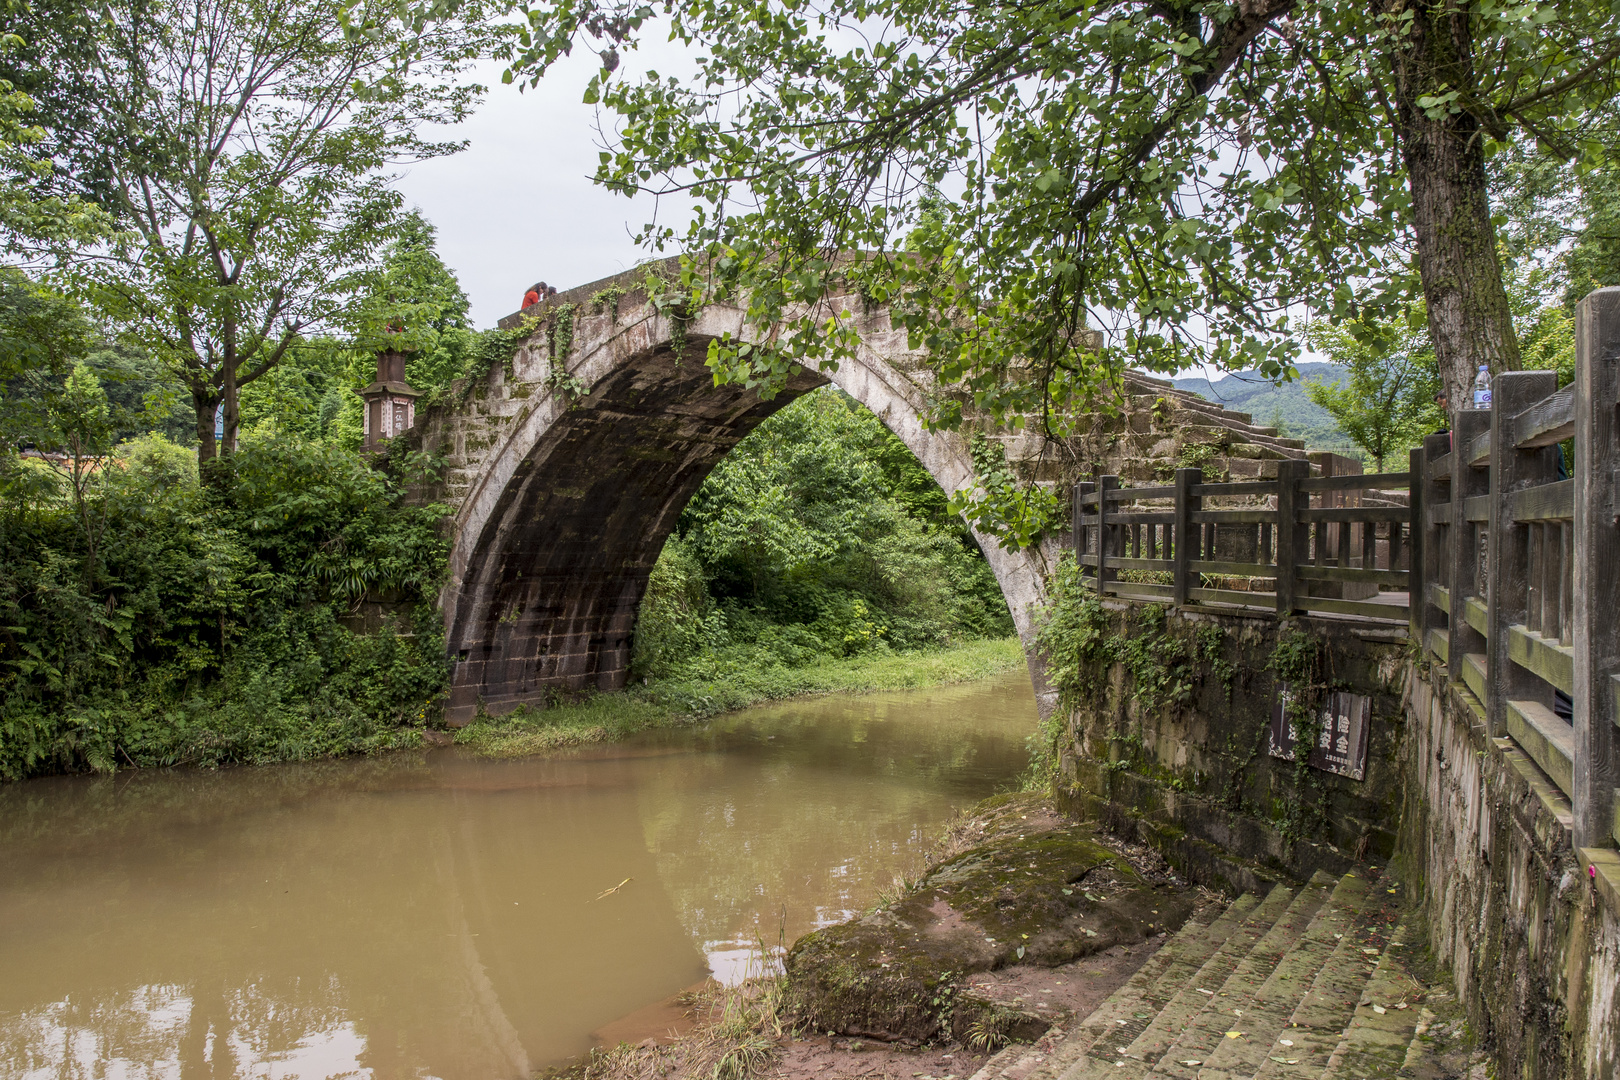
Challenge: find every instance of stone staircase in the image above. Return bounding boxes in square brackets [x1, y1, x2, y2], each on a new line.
[1121, 372, 1311, 461]
[969, 870, 1481, 1080]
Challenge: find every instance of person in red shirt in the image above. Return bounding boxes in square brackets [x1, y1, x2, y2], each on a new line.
[521, 282, 558, 309]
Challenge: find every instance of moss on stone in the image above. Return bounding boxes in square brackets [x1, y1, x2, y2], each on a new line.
[783, 820, 1195, 1042]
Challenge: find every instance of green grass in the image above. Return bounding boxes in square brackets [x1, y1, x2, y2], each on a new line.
[454, 636, 1027, 758]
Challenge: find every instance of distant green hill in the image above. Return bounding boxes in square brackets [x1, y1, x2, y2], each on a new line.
[1171, 363, 1354, 452]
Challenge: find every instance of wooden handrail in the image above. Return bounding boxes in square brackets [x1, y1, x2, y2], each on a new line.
[1081, 332, 1620, 845]
[1406, 291, 1620, 850]
[1513, 385, 1575, 449]
[1298, 471, 1413, 492]
[1188, 480, 1279, 497]
[1075, 458, 1414, 626]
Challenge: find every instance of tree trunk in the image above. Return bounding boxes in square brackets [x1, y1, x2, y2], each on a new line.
[193, 388, 219, 465]
[220, 344, 241, 459]
[221, 354, 239, 455]
[1382, 0, 1520, 404]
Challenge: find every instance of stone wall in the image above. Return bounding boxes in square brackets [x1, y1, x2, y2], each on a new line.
[1051, 602, 1410, 895]
[408, 265, 1063, 723]
[405, 257, 1327, 725]
[1052, 601, 1620, 1078]
[402, 256, 1337, 725]
[1400, 664, 1620, 1079]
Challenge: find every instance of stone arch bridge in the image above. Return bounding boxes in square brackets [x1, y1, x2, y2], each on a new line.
[412, 264, 1308, 725]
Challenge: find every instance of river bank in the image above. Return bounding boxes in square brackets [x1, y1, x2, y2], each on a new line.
[453, 635, 1027, 758]
[555, 792, 1210, 1080]
[0, 635, 1025, 782]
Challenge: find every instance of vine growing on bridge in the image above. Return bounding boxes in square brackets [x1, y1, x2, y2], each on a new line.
[949, 435, 1062, 551]
[589, 284, 629, 322]
[447, 316, 538, 396]
[1036, 555, 1211, 719]
[641, 267, 696, 361]
[545, 302, 576, 365]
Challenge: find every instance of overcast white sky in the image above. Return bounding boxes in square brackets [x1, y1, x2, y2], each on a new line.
[393, 43, 1260, 383]
[393, 42, 701, 330]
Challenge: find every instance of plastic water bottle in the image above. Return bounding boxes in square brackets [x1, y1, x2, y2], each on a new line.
[1472, 365, 1492, 410]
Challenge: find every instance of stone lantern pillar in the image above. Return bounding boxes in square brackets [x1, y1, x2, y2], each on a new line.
[359, 350, 422, 453]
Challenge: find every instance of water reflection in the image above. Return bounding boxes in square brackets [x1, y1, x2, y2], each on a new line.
[0, 670, 1036, 1079]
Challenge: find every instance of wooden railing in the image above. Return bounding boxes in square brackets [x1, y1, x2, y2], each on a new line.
[1074, 462, 1417, 624]
[1078, 286, 1620, 852]
[1415, 286, 1620, 851]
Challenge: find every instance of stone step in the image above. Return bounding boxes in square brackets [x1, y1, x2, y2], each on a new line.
[1189, 870, 1373, 1080]
[1393, 982, 1486, 1079]
[1318, 922, 1427, 1079]
[1177, 424, 1309, 458]
[1160, 397, 1259, 431]
[1120, 376, 1234, 416]
[1012, 895, 1266, 1080]
[1119, 378, 1301, 446]
[971, 896, 1260, 1080]
[1057, 882, 1304, 1079]
[1225, 443, 1295, 462]
[1248, 883, 1398, 1080]
[1012, 870, 1474, 1080]
[1120, 873, 1336, 1078]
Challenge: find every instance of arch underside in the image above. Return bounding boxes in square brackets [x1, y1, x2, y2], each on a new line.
[444, 340, 831, 722]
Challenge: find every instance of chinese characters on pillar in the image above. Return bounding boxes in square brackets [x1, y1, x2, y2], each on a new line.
[358, 350, 422, 453]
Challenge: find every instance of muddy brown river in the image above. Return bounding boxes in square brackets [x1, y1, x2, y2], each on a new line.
[0, 670, 1036, 1079]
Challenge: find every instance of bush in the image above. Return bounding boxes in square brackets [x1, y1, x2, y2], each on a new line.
[0, 433, 451, 780]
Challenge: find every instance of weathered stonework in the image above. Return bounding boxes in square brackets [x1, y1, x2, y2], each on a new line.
[1401, 664, 1620, 1079]
[413, 265, 1066, 724]
[411, 261, 1317, 726]
[1049, 602, 1620, 1079]
[1051, 604, 1409, 894]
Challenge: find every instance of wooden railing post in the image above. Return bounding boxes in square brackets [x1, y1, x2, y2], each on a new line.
[1420, 432, 1452, 652]
[1573, 288, 1620, 849]
[1096, 475, 1120, 597]
[1073, 481, 1094, 570]
[1409, 446, 1425, 642]
[1486, 371, 1561, 737]
[1172, 468, 1199, 608]
[1448, 408, 1491, 689]
[1275, 459, 1310, 617]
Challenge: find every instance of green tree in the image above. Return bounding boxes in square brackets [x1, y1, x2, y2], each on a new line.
[1303, 315, 1440, 471]
[0, 18, 107, 253]
[236, 337, 358, 442]
[351, 211, 476, 393]
[33, 362, 117, 573]
[0, 266, 92, 401]
[0, 268, 96, 522]
[654, 387, 1012, 667]
[1492, 126, 1620, 312]
[0, 434, 453, 780]
[479, 0, 1620, 539]
[229, 215, 473, 446]
[13, 0, 488, 467]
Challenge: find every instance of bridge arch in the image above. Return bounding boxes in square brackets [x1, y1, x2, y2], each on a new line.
[417, 269, 1055, 725]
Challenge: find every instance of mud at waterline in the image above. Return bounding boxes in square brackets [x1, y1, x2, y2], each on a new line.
[559, 793, 1213, 1080]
